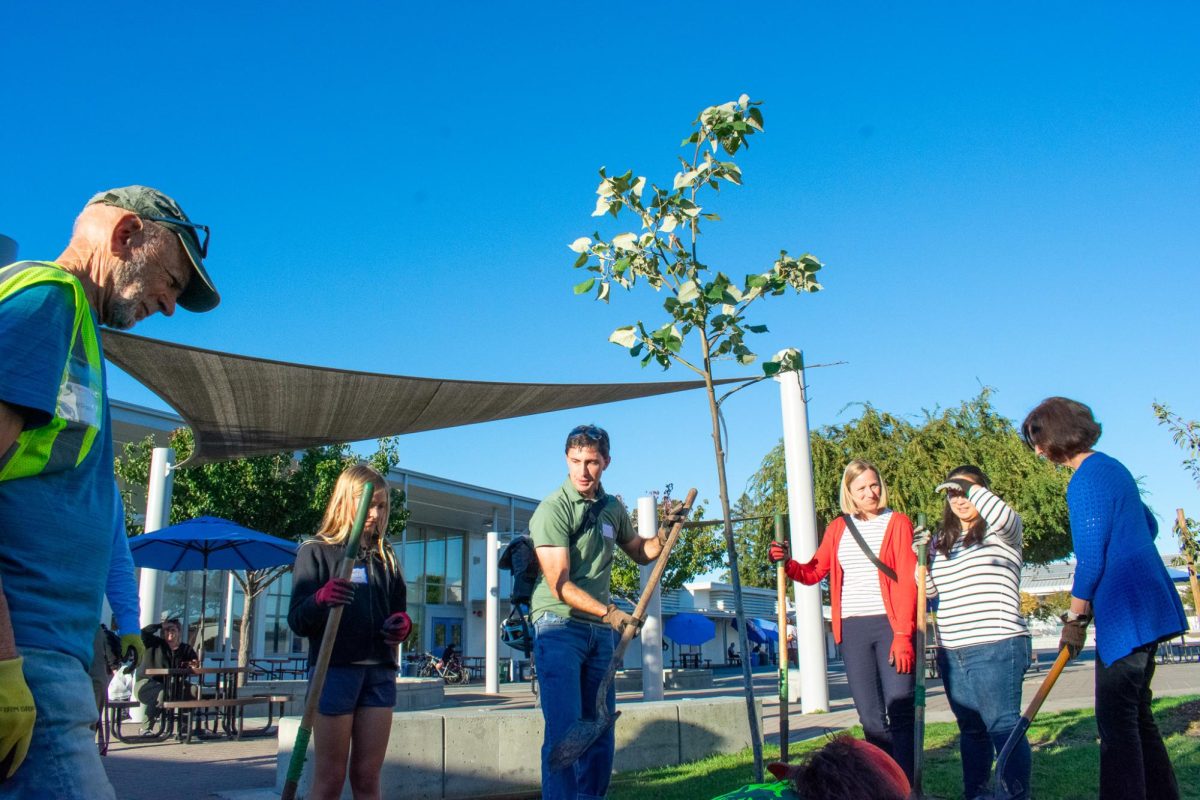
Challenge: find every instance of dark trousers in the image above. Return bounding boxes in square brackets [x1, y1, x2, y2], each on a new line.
[840, 615, 916, 782]
[1095, 643, 1179, 800]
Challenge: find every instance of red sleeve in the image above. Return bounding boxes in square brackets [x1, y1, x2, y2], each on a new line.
[885, 514, 918, 637]
[785, 520, 838, 585]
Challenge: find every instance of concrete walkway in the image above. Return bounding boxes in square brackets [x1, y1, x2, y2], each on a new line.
[100, 655, 1200, 800]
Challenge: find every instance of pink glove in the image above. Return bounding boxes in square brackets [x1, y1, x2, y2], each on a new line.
[382, 612, 412, 645]
[314, 577, 355, 608]
[889, 633, 914, 674]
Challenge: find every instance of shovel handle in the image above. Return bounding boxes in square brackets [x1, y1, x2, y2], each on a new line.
[281, 481, 374, 800]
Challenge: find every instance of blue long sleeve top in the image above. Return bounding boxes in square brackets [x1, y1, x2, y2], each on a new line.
[1068, 451, 1186, 665]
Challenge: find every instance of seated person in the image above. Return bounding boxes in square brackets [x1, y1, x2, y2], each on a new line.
[711, 735, 910, 800]
[727, 642, 740, 663]
[136, 618, 199, 733]
[437, 642, 460, 671]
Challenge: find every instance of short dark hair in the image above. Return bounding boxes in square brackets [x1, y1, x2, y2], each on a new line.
[565, 424, 610, 459]
[1021, 397, 1101, 464]
[769, 734, 909, 800]
[163, 618, 182, 632]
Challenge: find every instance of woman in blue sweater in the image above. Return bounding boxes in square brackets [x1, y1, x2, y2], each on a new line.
[1022, 397, 1186, 800]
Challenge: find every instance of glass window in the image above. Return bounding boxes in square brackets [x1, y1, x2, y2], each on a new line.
[403, 536, 425, 602]
[425, 532, 445, 604]
[445, 535, 463, 604]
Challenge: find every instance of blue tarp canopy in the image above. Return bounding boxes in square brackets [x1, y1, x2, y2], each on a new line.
[664, 612, 716, 646]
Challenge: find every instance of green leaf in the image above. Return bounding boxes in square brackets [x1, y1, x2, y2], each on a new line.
[574, 278, 596, 295]
[609, 326, 638, 348]
[762, 360, 781, 376]
[746, 324, 768, 334]
[677, 280, 700, 303]
[573, 252, 589, 269]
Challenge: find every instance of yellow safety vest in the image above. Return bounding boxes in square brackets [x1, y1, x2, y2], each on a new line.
[0, 261, 103, 481]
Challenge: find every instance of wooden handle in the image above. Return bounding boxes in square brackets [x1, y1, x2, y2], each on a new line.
[281, 481, 374, 799]
[1023, 646, 1071, 719]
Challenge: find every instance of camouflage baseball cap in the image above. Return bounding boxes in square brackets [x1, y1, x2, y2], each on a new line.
[87, 185, 220, 312]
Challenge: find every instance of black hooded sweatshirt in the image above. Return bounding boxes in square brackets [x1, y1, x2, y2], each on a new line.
[287, 539, 406, 670]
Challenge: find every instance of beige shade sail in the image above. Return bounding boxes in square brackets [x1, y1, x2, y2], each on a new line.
[102, 331, 741, 466]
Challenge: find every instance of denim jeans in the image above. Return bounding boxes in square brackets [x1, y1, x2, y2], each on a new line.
[0, 648, 116, 799]
[533, 612, 616, 800]
[937, 635, 1030, 800]
[1095, 643, 1179, 800]
[839, 615, 916, 782]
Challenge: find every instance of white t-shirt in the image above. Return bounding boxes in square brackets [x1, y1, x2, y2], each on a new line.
[838, 511, 891, 618]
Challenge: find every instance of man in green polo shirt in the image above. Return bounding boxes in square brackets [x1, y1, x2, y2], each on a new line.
[530, 424, 670, 800]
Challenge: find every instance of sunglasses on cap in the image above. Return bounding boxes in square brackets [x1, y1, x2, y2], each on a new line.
[141, 214, 211, 259]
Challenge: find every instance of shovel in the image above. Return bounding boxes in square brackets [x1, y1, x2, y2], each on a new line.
[983, 645, 1071, 800]
[774, 513, 790, 764]
[281, 482, 374, 800]
[547, 487, 697, 771]
[912, 512, 929, 798]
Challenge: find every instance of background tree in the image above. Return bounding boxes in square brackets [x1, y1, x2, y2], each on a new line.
[734, 391, 1072, 588]
[609, 487, 725, 599]
[115, 429, 408, 672]
[570, 95, 823, 778]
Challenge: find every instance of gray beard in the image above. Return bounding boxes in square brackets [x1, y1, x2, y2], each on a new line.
[107, 249, 156, 329]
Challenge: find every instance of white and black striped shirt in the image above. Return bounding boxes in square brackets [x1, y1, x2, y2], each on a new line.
[926, 486, 1028, 649]
[838, 510, 891, 618]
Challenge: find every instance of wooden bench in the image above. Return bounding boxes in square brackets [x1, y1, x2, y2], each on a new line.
[163, 694, 292, 742]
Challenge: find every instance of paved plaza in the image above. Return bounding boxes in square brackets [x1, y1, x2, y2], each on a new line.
[100, 655, 1200, 800]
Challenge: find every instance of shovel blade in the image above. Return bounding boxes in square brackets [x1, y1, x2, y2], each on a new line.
[546, 710, 621, 771]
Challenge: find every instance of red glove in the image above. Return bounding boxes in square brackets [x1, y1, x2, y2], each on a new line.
[889, 633, 914, 674]
[382, 612, 412, 645]
[314, 577, 355, 608]
[767, 541, 790, 564]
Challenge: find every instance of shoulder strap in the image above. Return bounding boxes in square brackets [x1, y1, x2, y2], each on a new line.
[572, 495, 608, 542]
[842, 515, 898, 582]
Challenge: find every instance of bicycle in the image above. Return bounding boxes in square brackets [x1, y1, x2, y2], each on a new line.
[418, 651, 469, 685]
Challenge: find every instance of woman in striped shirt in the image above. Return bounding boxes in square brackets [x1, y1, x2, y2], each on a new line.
[918, 465, 1031, 800]
[769, 460, 917, 782]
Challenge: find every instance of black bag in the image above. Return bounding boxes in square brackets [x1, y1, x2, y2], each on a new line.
[841, 514, 898, 582]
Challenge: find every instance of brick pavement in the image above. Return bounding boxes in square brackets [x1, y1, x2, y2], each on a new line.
[100, 656, 1200, 800]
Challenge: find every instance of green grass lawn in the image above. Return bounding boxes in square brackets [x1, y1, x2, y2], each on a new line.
[608, 695, 1200, 800]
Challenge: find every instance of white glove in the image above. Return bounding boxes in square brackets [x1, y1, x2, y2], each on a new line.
[911, 526, 932, 555]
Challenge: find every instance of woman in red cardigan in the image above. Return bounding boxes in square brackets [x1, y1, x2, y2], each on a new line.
[769, 459, 918, 781]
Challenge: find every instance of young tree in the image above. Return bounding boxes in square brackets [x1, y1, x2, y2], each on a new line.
[1153, 402, 1200, 619]
[570, 96, 823, 778]
[735, 391, 1073, 588]
[115, 429, 408, 673]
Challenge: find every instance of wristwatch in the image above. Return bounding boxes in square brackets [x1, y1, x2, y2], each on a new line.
[1064, 610, 1091, 623]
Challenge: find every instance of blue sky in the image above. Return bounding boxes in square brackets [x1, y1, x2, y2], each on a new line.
[3, 4, 1198, 551]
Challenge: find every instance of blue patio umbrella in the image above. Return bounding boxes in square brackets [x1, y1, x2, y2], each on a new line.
[129, 517, 298, 649]
[731, 616, 779, 645]
[664, 612, 716, 646]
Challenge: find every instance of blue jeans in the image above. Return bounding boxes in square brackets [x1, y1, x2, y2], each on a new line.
[533, 612, 616, 800]
[0, 648, 115, 799]
[937, 635, 1031, 800]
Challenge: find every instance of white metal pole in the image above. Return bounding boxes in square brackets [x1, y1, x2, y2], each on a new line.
[776, 355, 830, 712]
[485, 529, 500, 694]
[222, 571, 235, 662]
[137, 447, 175, 629]
[638, 496, 664, 701]
[134, 447, 174, 722]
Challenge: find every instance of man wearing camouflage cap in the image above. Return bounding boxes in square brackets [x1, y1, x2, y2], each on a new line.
[0, 186, 219, 797]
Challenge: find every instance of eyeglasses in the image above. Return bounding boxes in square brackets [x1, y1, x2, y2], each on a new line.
[142, 214, 210, 259]
[568, 425, 608, 442]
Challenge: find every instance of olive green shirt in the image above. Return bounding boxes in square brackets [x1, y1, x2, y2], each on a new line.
[529, 479, 635, 624]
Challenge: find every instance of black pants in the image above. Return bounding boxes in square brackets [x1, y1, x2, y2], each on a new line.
[1095, 643, 1179, 800]
[840, 615, 916, 782]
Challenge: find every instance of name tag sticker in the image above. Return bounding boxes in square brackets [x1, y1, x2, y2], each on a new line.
[602, 523, 615, 539]
[350, 566, 368, 585]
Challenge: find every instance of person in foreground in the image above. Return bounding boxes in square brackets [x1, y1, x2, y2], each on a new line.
[530, 424, 671, 800]
[288, 465, 410, 800]
[768, 459, 918, 781]
[0, 186, 218, 797]
[1022, 396, 1186, 800]
[711, 735, 910, 800]
[915, 465, 1032, 800]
